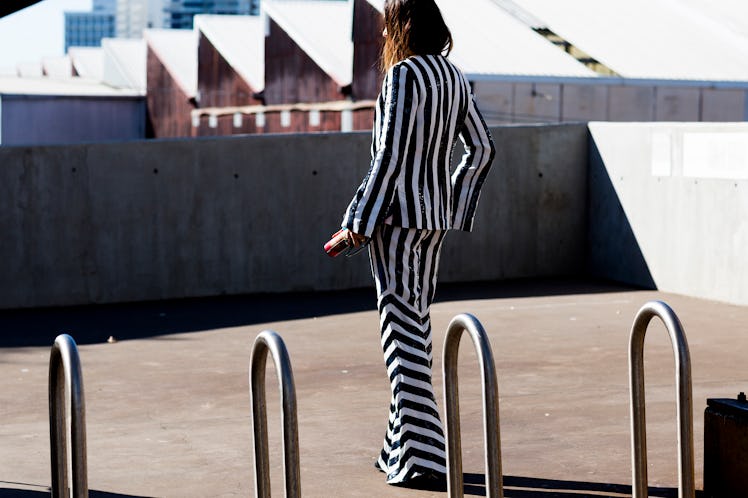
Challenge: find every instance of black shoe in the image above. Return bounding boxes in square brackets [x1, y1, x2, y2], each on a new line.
[392, 473, 447, 492]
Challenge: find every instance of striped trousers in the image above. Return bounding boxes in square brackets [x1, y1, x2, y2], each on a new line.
[369, 224, 448, 484]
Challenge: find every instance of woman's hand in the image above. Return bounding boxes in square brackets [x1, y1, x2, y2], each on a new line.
[346, 230, 368, 248]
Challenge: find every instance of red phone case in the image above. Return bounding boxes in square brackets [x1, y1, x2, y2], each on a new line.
[324, 229, 349, 257]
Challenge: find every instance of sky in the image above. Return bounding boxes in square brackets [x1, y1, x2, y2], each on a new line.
[0, 0, 92, 73]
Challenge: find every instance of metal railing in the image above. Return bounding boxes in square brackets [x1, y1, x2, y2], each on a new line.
[442, 313, 503, 498]
[48, 333, 88, 498]
[249, 330, 301, 498]
[629, 301, 695, 498]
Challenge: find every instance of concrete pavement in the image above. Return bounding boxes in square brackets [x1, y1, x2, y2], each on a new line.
[2, 279, 747, 497]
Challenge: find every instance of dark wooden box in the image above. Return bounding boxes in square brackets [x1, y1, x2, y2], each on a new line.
[704, 394, 748, 498]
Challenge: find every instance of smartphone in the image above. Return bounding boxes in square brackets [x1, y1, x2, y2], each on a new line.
[324, 229, 349, 257]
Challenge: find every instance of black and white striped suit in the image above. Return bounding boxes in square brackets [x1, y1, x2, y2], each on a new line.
[341, 54, 495, 484]
[343, 53, 495, 237]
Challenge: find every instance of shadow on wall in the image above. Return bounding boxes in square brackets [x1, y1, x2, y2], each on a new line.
[586, 136, 656, 290]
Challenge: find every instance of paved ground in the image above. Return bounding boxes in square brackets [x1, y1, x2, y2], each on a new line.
[1, 278, 747, 497]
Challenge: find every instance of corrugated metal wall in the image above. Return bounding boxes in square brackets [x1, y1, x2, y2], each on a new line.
[352, 0, 383, 101]
[263, 17, 343, 105]
[0, 95, 145, 146]
[146, 45, 195, 138]
[197, 32, 260, 108]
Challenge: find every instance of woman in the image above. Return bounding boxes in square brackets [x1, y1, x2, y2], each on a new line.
[339, 0, 495, 488]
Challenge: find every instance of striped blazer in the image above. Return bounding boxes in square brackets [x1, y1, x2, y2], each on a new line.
[342, 54, 496, 238]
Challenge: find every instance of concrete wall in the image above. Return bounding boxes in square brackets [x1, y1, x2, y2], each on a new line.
[440, 124, 588, 283]
[0, 96, 146, 146]
[0, 124, 589, 309]
[588, 122, 748, 306]
[4, 121, 747, 309]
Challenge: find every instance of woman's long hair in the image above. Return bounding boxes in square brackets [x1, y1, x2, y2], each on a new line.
[381, 0, 453, 71]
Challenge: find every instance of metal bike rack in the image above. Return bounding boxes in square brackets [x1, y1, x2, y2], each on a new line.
[442, 313, 503, 498]
[249, 330, 300, 498]
[629, 301, 695, 498]
[49, 333, 88, 498]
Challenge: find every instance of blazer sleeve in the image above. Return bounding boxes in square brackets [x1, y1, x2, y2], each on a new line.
[341, 63, 417, 237]
[451, 92, 496, 232]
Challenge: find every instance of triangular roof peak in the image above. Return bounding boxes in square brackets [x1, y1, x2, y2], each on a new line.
[263, 0, 354, 86]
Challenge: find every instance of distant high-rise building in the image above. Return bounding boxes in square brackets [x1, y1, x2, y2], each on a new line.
[147, 0, 168, 29]
[65, 12, 116, 52]
[117, 0, 149, 37]
[66, 0, 165, 53]
[93, 0, 118, 12]
[164, 0, 255, 29]
[65, 0, 259, 53]
[65, 0, 117, 53]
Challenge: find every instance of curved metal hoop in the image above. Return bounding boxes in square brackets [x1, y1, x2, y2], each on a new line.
[48, 333, 88, 498]
[442, 313, 503, 498]
[249, 330, 300, 498]
[629, 301, 695, 498]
